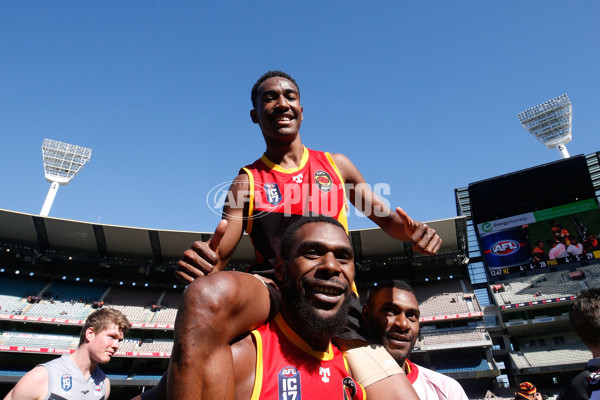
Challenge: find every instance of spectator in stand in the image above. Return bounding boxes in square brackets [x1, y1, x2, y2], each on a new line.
[567, 236, 584, 256]
[514, 382, 543, 399]
[558, 288, 600, 399]
[4, 308, 130, 400]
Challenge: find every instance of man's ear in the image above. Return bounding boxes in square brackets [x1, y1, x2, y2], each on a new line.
[361, 303, 371, 322]
[85, 327, 95, 343]
[250, 109, 259, 124]
[274, 256, 285, 282]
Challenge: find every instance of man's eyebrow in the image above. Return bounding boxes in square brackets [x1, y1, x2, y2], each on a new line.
[262, 88, 299, 97]
[298, 240, 353, 255]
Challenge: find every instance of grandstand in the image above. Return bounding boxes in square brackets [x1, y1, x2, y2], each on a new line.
[0, 208, 486, 398]
[1, 151, 599, 399]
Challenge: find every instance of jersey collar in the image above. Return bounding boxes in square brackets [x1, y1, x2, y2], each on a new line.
[274, 313, 335, 361]
[261, 146, 309, 174]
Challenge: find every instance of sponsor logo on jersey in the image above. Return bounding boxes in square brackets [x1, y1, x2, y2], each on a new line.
[343, 376, 357, 400]
[278, 366, 301, 400]
[292, 173, 304, 183]
[61, 374, 72, 392]
[264, 183, 283, 206]
[314, 171, 332, 192]
[95, 383, 103, 392]
[319, 367, 330, 383]
[490, 240, 519, 256]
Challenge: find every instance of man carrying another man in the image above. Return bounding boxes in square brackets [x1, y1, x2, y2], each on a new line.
[170, 70, 441, 399]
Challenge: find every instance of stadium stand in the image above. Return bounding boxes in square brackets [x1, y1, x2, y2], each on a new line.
[2, 151, 599, 399]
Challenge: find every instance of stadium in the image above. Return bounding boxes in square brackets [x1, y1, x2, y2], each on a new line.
[1, 122, 600, 398]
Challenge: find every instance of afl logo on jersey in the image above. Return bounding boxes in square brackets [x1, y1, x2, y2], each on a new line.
[264, 183, 282, 206]
[314, 170, 332, 192]
[490, 240, 519, 256]
[278, 366, 301, 400]
[61, 374, 73, 391]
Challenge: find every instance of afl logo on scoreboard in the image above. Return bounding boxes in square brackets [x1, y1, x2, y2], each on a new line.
[491, 240, 520, 256]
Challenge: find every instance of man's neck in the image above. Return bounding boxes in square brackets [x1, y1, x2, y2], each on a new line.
[69, 348, 97, 379]
[279, 309, 331, 352]
[263, 139, 305, 170]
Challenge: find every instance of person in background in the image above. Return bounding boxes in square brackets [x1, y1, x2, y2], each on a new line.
[4, 308, 130, 400]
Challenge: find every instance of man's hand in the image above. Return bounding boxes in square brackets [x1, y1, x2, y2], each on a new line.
[176, 220, 227, 283]
[395, 207, 442, 256]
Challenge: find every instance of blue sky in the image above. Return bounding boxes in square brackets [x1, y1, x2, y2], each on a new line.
[1, 2, 599, 233]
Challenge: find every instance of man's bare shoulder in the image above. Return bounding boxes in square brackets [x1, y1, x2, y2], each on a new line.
[4, 365, 48, 400]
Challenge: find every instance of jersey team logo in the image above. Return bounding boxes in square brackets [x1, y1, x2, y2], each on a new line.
[264, 183, 283, 206]
[343, 376, 357, 399]
[589, 370, 600, 385]
[278, 366, 301, 400]
[314, 170, 332, 192]
[61, 374, 73, 391]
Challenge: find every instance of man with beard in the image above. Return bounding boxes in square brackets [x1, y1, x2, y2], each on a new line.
[362, 280, 469, 399]
[169, 70, 439, 400]
[166, 216, 417, 399]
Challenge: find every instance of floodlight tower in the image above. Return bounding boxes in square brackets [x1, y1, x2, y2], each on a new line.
[40, 139, 92, 217]
[517, 94, 572, 159]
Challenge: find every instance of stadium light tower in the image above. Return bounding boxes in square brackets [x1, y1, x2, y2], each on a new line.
[517, 94, 572, 159]
[40, 139, 92, 217]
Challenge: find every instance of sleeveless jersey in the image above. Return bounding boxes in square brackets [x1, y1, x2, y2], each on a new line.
[241, 147, 348, 274]
[41, 354, 107, 400]
[250, 314, 365, 400]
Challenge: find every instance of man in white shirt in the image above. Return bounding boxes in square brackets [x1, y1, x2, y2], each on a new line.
[567, 237, 584, 256]
[362, 280, 469, 399]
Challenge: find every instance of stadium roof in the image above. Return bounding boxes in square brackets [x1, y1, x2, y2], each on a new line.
[0, 209, 466, 266]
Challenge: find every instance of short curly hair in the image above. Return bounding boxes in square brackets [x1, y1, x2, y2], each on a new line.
[251, 70, 300, 109]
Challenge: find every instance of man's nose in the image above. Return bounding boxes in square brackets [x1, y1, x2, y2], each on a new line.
[317, 252, 342, 275]
[393, 314, 409, 330]
[275, 95, 290, 108]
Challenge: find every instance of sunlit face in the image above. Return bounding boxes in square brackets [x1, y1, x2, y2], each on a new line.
[363, 287, 420, 365]
[279, 222, 354, 322]
[86, 323, 124, 364]
[250, 76, 303, 143]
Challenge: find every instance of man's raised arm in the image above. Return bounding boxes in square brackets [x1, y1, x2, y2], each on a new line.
[332, 152, 442, 255]
[176, 173, 249, 282]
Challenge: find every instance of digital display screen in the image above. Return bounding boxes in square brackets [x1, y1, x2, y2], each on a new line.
[468, 154, 600, 278]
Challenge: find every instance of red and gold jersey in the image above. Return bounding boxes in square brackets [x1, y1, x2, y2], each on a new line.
[241, 147, 348, 273]
[250, 314, 365, 400]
